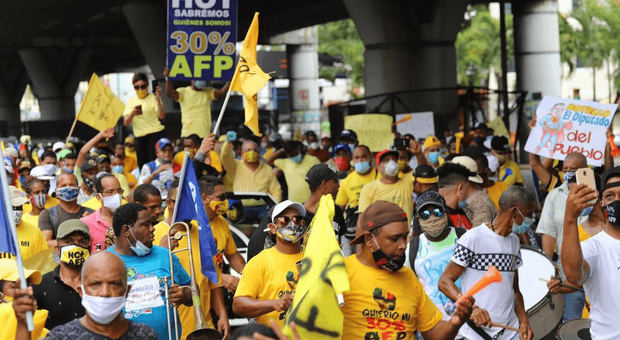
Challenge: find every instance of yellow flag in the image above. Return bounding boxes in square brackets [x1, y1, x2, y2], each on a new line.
[230, 12, 271, 136]
[76, 73, 125, 131]
[283, 195, 350, 339]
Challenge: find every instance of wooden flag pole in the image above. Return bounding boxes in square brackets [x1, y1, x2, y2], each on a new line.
[65, 114, 80, 144]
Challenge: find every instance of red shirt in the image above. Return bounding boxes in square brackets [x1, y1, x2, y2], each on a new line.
[80, 208, 110, 253]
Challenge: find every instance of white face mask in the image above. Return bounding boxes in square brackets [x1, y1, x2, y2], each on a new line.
[101, 193, 122, 212]
[309, 142, 319, 150]
[81, 285, 126, 325]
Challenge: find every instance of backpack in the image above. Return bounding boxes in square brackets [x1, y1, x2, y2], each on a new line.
[408, 226, 467, 273]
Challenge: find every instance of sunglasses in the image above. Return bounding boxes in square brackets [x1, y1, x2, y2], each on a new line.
[275, 215, 304, 225]
[134, 84, 148, 90]
[419, 208, 444, 220]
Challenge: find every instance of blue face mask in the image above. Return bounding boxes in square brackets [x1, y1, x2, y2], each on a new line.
[580, 206, 593, 217]
[458, 200, 467, 210]
[354, 161, 371, 174]
[128, 226, 151, 256]
[513, 208, 535, 234]
[563, 171, 576, 184]
[62, 167, 74, 174]
[56, 186, 79, 202]
[428, 151, 440, 164]
[194, 80, 207, 89]
[112, 165, 124, 174]
[384, 160, 399, 177]
[290, 153, 303, 163]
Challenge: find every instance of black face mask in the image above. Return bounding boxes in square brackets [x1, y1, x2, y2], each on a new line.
[371, 236, 405, 272]
[604, 200, 620, 227]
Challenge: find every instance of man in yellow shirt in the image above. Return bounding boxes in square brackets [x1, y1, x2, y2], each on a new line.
[164, 68, 230, 138]
[490, 136, 524, 187]
[233, 200, 306, 328]
[359, 150, 414, 224]
[174, 134, 223, 174]
[1, 186, 48, 260]
[268, 141, 320, 203]
[343, 201, 474, 339]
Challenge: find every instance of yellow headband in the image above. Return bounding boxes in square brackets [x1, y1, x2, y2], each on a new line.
[413, 176, 438, 184]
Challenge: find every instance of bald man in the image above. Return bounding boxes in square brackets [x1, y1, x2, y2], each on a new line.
[14, 252, 158, 339]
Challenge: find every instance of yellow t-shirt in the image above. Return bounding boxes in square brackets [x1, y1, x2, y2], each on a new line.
[487, 180, 510, 211]
[211, 215, 237, 271]
[123, 94, 164, 137]
[173, 150, 223, 173]
[22, 195, 58, 215]
[0, 217, 48, 260]
[358, 176, 414, 225]
[153, 220, 221, 338]
[0, 303, 49, 340]
[499, 160, 524, 187]
[336, 168, 378, 209]
[342, 255, 443, 339]
[274, 155, 320, 204]
[123, 155, 138, 174]
[177, 86, 216, 138]
[234, 247, 303, 327]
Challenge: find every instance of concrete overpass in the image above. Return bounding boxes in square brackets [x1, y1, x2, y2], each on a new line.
[0, 0, 561, 138]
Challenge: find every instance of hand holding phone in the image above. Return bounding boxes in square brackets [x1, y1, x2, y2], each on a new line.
[576, 168, 597, 205]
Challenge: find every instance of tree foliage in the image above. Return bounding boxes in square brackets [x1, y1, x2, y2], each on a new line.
[317, 19, 365, 87]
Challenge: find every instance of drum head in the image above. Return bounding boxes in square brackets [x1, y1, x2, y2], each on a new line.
[518, 247, 555, 310]
[557, 319, 591, 340]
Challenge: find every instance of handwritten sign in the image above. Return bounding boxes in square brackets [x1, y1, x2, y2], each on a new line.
[524, 96, 617, 166]
[76, 73, 125, 131]
[167, 0, 237, 81]
[124, 276, 164, 312]
[395, 112, 434, 139]
[345, 114, 394, 152]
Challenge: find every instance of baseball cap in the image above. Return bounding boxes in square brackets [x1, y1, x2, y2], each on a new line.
[57, 149, 72, 160]
[80, 158, 98, 173]
[18, 161, 31, 171]
[305, 163, 347, 189]
[415, 190, 446, 214]
[423, 136, 441, 150]
[412, 164, 438, 184]
[30, 165, 55, 181]
[333, 144, 351, 155]
[9, 185, 28, 206]
[339, 129, 357, 141]
[57, 219, 91, 240]
[96, 153, 110, 164]
[156, 138, 172, 151]
[602, 166, 620, 192]
[451, 156, 483, 184]
[350, 201, 408, 245]
[0, 258, 42, 284]
[52, 141, 65, 152]
[375, 149, 399, 166]
[271, 200, 306, 223]
[491, 136, 511, 152]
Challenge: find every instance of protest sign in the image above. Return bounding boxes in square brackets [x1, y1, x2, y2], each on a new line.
[167, 0, 237, 81]
[75, 73, 124, 132]
[344, 114, 394, 152]
[395, 112, 434, 139]
[524, 95, 617, 166]
[124, 276, 164, 312]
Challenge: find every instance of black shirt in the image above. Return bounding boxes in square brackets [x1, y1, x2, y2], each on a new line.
[45, 318, 158, 339]
[33, 266, 85, 330]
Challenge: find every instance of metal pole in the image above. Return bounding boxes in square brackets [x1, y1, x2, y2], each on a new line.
[500, 1, 510, 127]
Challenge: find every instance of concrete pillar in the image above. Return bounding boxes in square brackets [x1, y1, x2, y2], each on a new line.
[19, 48, 92, 121]
[122, 1, 167, 78]
[513, 0, 562, 97]
[344, 0, 467, 119]
[0, 66, 27, 136]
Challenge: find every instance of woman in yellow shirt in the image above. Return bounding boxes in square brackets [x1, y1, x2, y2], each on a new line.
[21, 177, 54, 228]
[123, 73, 166, 168]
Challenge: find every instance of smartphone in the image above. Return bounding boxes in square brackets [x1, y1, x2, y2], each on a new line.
[576, 167, 597, 204]
[394, 138, 410, 150]
[152, 79, 158, 92]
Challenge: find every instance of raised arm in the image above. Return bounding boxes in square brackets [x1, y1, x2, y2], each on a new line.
[163, 68, 179, 101]
[77, 128, 114, 167]
[562, 184, 597, 284]
[604, 129, 614, 170]
[266, 149, 286, 167]
[154, 83, 165, 120]
[214, 81, 230, 100]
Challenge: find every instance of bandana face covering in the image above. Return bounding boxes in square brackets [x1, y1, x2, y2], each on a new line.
[371, 235, 405, 272]
[276, 222, 306, 243]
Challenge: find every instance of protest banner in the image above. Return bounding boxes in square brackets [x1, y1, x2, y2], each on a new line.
[167, 0, 237, 81]
[524, 95, 617, 166]
[344, 114, 394, 152]
[395, 112, 434, 139]
[67, 73, 125, 142]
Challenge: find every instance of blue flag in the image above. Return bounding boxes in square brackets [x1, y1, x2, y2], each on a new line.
[173, 159, 219, 283]
[0, 181, 17, 255]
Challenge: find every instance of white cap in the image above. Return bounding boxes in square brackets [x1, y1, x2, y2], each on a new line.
[451, 156, 483, 184]
[271, 200, 306, 222]
[8, 186, 27, 206]
[30, 165, 55, 181]
[4, 147, 18, 159]
[52, 141, 65, 152]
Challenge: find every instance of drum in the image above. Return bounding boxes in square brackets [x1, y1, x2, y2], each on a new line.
[518, 246, 564, 340]
[556, 319, 591, 340]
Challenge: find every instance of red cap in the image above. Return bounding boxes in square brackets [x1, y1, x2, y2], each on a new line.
[375, 149, 399, 166]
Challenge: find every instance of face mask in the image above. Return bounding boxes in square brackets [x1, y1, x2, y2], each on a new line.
[397, 160, 408, 171]
[112, 165, 124, 174]
[354, 161, 371, 174]
[12, 210, 22, 225]
[81, 285, 126, 325]
[60, 245, 90, 266]
[42, 164, 58, 175]
[458, 200, 467, 210]
[32, 194, 47, 209]
[513, 208, 535, 234]
[290, 153, 303, 164]
[62, 167, 74, 174]
[309, 142, 319, 150]
[56, 186, 80, 202]
[136, 88, 148, 98]
[371, 235, 405, 272]
[84, 177, 95, 189]
[128, 226, 151, 256]
[101, 193, 122, 212]
[260, 142, 267, 149]
[243, 150, 259, 163]
[194, 80, 207, 89]
[420, 215, 448, 238]
[347, 144, 356, 153]
[208, 199, 228, 216]
[563, 171, 576, 184]
[428, 151, 440, 164]
[276, 222, 306, 244]
[334, 157, 349, 171]
[581, 206, 593, 217]
[384, 160, 399, 177]
[302, 141, 309, 147]
[604, 200, 620, 227]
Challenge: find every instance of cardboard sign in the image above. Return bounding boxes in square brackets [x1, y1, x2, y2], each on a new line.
[395, 112, 434, 139]
[125, 276, 164, 312]
[345, 114, 394, 152]
[524, 95, 617, 166]
[76, 73, 125, 131]
[167, 0, 238, 81]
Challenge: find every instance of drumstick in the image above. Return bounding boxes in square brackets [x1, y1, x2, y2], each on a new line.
[538, 277, 584, 292]
[490, 322, 519, 332]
